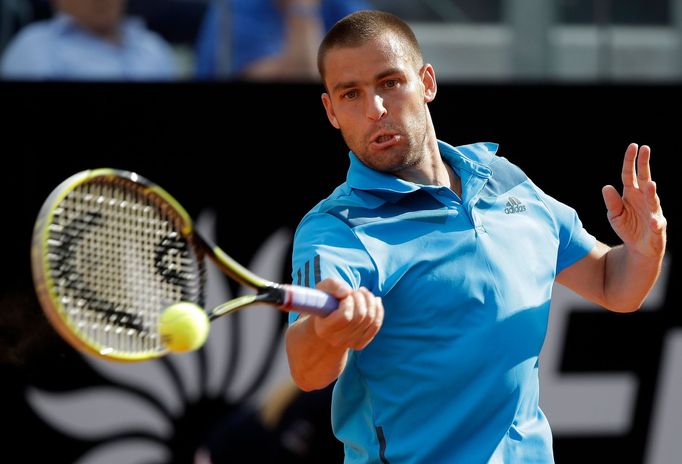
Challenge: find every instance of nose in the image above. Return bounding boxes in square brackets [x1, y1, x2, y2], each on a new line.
[366, 93, 387, 121]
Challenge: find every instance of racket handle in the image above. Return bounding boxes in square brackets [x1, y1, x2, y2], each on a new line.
[280, 284, 338, 316]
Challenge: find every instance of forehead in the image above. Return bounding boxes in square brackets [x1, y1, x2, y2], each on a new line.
[323, 33, 416, 88]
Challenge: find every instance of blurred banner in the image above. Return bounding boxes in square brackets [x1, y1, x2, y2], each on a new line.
[0, 82, 678, 464]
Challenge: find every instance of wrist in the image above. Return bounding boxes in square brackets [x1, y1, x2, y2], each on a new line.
[623, 240, 666, 263]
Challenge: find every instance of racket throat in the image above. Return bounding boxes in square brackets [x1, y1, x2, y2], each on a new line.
[207, 286, 284, 320]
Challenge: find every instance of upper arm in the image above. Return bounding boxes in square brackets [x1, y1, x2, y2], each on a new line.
[289, 212, 376, 323]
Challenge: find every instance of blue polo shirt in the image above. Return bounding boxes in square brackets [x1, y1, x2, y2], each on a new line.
[290, 141, 595, 463]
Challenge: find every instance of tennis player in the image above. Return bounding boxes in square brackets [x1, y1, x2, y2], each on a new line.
[286, 11, 667, 463]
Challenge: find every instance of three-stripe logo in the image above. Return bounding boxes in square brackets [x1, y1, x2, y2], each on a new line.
[504, 196, 526, 214]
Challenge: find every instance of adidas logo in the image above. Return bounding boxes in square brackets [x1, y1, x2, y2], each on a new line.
[504, 196, 526, 214]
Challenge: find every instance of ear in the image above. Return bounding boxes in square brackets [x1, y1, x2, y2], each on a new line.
[321, 93, 340, 129]
[421, 64, 437, 103]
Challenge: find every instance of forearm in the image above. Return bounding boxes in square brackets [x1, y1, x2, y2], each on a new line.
[602, 244, 664, 312]
[242, 1, 322, 80]
[285, 315, 349, 391]
[281, 1, 323, 75]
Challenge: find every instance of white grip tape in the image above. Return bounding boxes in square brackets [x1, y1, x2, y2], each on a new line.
[283, 285, 337, 315]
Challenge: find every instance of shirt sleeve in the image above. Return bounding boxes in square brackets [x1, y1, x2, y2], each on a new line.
[0, 27, 51, 79]
[289, 212, 376, 323]
[194, 4, 218, 78]
[530, 181, 597, 273]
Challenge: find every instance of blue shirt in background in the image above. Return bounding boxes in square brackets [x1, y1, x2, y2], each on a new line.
[290, 141, 596, 463]
[195, 0, 368, 78]
[1, 13, 178, 81]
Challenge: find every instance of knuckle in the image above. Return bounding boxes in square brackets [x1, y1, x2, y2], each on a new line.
[342, 307, 354, 322]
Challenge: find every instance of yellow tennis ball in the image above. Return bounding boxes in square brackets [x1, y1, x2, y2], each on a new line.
[159, 302, 210, 353]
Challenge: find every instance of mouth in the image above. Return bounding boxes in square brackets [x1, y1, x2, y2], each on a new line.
[370, 132, 401, 149]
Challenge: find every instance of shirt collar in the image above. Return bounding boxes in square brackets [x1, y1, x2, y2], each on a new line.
[346, 140, 496, 201]
[52, 13, 79, 35]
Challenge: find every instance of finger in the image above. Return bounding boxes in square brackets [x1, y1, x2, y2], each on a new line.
[353, 296, 384, 350]
[316, 287, 360, 336]
[363, 296, 383, 337]
[346, 289, 368, 330]
[645, 181, 661, 210]
[359, 287, 376, 322]
[345, 290, 378, 348]
[327, 292, 369, 349]
[601, 185, 623, 218]
[316, 277, 352, 299]
[636, 145, 652, 184]
[621, 143, 638, 189]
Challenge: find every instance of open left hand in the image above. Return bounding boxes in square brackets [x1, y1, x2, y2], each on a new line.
[601, 143, 667, 259]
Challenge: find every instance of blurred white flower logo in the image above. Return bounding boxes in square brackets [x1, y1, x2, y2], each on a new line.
[26, 210, 294, 464]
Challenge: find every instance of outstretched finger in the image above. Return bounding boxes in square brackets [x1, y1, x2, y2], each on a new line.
[621, 143, 638, 189]
[637, 145, 652, 184]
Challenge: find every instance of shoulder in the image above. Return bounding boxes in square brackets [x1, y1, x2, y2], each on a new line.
[125, 18, 174, 54]
[489, 156, 529, 193]
[1, 20, 55, 76]
[445, 141, 529, 193]
[453, 141, 500, 164]
[123, 18, 178, 76]
[457, 142, 524, 176]
[295, 185, 355, 236]
[293, 182, 388, 250]
[2, 20, 55, 52]
[296, 183, 386, 232]
[292, 185, 379, 291]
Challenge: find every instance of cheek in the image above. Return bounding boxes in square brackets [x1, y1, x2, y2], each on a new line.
[335, 111, 362, 135]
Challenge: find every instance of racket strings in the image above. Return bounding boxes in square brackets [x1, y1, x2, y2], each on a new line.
[47, 179, 204, 355]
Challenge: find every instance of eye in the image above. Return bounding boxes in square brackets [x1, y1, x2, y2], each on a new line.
[342, 90, 358, 100]
[384, 79, 399, 89]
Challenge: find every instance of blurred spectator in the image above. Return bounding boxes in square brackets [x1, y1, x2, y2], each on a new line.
[195, 0, 369, 81]
[1, 0, 179, 81]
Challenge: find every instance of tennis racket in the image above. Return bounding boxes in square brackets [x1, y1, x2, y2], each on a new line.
[31, 168, 337, 362]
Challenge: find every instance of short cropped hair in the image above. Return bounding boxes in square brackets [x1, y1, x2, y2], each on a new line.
[317, 10, 423, 81]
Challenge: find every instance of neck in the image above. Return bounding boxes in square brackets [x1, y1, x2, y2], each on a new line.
[395, 127, 461, 196]
[405, 153, 461, 197]
[92, 25, 121, 44]
[64, 13, 122, 44]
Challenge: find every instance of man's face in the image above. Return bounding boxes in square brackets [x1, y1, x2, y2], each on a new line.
[321, 33, 436, 174]
[57, 0, 126, 36]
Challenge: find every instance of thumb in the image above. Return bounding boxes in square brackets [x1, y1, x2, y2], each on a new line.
[601, 185, 623, 219]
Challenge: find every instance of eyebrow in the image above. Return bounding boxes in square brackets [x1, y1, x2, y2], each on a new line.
[331, 67, 404, 94]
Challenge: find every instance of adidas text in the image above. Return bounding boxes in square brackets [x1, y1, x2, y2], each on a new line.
[504, 197, 527, 214]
